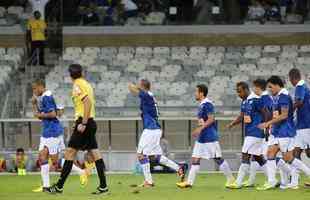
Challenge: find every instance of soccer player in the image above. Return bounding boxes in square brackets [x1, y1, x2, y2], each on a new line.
[31, 80, 63, 192]
[49, 64, 108, 195]
[128, 79, 185, 187]
[257, 76, 310, 190]
[227, 82, 268, 189]
[246, 79, 291, 188]
[176, 84, 235, 188]
[289, 68, 310, 187]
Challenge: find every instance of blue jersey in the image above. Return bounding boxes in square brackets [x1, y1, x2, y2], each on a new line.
[294, 80, 310, 130]
[241, 93, 265, 138]
[197, 98, 219, 143]
[139, 90, 161, 130]
[271, 89, 296, 138]
[37, 91, 63, 138]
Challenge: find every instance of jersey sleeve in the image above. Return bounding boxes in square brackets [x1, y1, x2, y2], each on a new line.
[42, 96, 56, 113]
[295, 85, 305, 102]
[205, 102, 215, 115]
[254, 98, 264, 111]
[72, 82, 88, 101]
[278, 95, 289, 109]
[240, 102, 246, 113]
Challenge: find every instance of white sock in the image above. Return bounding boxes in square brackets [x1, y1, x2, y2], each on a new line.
[72, 163, 84, 175]
[159, 156, 179, 171]
[41, 162, 50, 188]
[187, 164, 200, 185]
[141, 161, 152, 184]
[236, 163, 250, 186]
[266, 159, 277, 186]
[248, 161, 259, 185]
[290, 165, 300, 186]
[219, 160, 234, 181]
[291, 158, 310, 176]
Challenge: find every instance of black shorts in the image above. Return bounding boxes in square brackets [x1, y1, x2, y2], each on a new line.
[68, 117, 98, 150]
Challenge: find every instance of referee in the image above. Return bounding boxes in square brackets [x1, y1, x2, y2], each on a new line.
[49, 64, 108, 195]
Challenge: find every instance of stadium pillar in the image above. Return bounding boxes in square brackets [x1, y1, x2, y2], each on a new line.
[108, 120, 112, 150]
[188, 120, 191, 149]
[135, 120, 139, 147]
[1, 122, 4, 149]
[28, 122, 32, 149]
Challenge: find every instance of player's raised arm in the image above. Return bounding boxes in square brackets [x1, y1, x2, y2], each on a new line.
[128, 83, 140, 95]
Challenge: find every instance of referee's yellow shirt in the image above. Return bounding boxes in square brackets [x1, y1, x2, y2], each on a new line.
[27, 19, 47, 41]
[72, 78, 96, 120]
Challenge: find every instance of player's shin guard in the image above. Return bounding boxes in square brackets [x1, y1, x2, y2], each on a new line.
[266, 158, 277, 186]
[139, 155, 152, 184]
[41, 160, 50, 188]
[236, 161, 250, 186]
[95, 159, 107, 189]
[216, 159, 234, 181]
[157, 155, 179, 171]
[187, 163, 200, 186]
[56, 160, 73, 189]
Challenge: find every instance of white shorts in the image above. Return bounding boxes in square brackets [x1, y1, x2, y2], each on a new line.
[192, 141, 222, 159]
[295, 129, 310, 149]
[242, 136, 264, 156]
[137, 129, 162, 155]
[268, 135, 295, 152]
[39, 136, 62, 155]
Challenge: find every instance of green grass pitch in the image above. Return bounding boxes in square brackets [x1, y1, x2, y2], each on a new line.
[0, 174, 309, 200]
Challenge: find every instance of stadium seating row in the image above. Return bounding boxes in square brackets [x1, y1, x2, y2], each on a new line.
[43, 45, 310, 113]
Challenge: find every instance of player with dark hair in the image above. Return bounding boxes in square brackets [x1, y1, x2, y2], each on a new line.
[31, 79, 63, 192]
[177, 84, 235, 188]
[129, 79, 185, 187]
[289, 68, 310, 187]
[49, 64, 109, 195]
[227, 81, 269, 189]
[257, 76, 310, 190]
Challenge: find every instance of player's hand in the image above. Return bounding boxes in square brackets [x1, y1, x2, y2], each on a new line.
[77, 124, 86, 133]
[226, 122, 234, 130]
[34, 112, 43, 119]
[258, 122, 268, 130]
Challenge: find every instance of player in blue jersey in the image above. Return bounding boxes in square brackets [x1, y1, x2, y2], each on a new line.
[227, 82, 269, 189]
[177, 84, 235, 189]
[244, 79, 291, 188]
[129, 79, 185, 187]
[289, 68, 310, 187]
[257, 76, 310, 190]
[31, 80, 63, 193]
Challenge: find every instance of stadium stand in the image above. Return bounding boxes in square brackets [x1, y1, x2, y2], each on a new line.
[39, 45, 310, 119]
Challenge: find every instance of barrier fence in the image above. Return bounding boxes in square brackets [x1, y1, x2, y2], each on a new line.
[0, 116, 243, 152]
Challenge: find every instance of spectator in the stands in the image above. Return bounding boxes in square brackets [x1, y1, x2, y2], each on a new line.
[13, 148, 27, 175]
[28, 0, 50, 20]
[0, 155, 6, 172]
[121, 0, 138, 20]
[247, 0, 265, 21]
[81, 1, 100, 25]
[27, 11, 47, 65]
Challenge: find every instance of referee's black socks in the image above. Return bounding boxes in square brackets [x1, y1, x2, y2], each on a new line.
[57, 160, 73, 189]
[95, 159, 108, 189]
